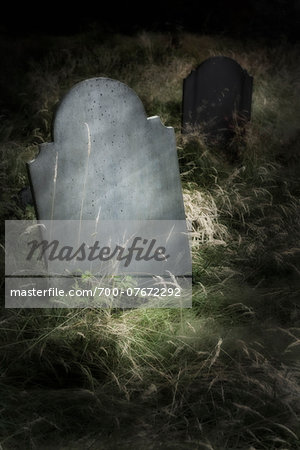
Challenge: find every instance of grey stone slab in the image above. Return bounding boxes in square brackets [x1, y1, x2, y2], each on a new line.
[182, 56, 253, 142]
[28, 78, 186, 221]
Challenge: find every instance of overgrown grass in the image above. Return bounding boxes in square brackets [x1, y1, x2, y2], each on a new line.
[0, 31, 300, 448]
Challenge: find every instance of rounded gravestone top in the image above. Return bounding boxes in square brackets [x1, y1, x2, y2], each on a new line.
[193, 56, 247, 73]
[54, 77, 147, 144]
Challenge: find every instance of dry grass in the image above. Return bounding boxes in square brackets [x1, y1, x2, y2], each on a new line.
[0, 31, 300, 448]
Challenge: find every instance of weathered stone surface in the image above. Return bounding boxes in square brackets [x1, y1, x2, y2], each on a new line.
[182, 56, 253, 142]
[28, 78, 186, 220]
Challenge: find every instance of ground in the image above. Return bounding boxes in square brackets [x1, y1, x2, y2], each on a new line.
[0, 31, 300, 449]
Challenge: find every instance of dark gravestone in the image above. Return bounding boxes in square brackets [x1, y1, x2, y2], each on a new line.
[182, 56, 253, 143]
[27, 77, 186, 221]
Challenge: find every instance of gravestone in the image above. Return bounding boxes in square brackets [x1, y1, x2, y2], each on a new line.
[6, 78, 192, 309]
[28, 77, 186, 221]
[182, 56, 253, 143]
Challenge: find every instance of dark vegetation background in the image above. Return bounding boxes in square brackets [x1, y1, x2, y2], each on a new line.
[0, 2, 300, 449]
